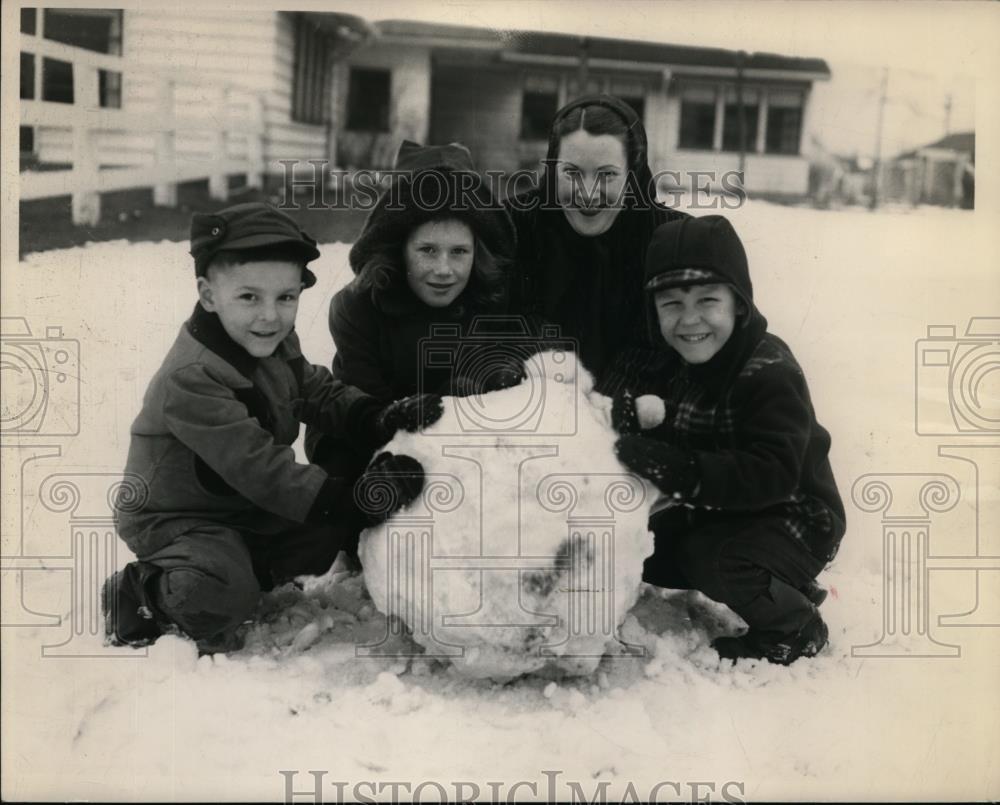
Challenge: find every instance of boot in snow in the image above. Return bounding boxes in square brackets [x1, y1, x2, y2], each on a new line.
[713, 612, 829, 665]
[712, 576, 828, 665]
[102, 562, 166, 647]
[799, 578, 828, 606]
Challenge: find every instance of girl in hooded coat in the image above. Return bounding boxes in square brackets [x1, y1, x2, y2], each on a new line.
[307, 140, 518, 468]
[506, 94, 689, 394]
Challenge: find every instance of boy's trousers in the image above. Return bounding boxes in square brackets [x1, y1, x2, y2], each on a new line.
[137, 518, 358, 640]
[643, 507, 826, 632]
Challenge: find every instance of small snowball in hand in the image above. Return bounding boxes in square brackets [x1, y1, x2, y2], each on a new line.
[635, 395, 666, 429]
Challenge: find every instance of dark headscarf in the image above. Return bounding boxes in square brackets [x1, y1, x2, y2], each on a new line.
[506, 95, 688, 389]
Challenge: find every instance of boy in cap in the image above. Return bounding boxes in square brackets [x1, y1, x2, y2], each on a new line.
[613, 215, 845, 665]
[104, 202, 439, 652]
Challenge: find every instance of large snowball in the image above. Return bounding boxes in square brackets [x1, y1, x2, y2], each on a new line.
[358, 352, 658, 680]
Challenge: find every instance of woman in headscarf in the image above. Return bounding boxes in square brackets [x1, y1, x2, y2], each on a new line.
[506, 94, 689, 395]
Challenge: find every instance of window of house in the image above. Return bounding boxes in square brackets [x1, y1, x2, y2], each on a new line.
[722, 87, 759, 152]
[43, 9, 123, 55]
[21, 8, 37, 34]
[566, 76, 601, 100]
[99, 69, 122, 109]
[610, 78, 646, 123]
[21, 52, 35, 99]
[521, 75, 559, 140]
[677, 85, 716, 150]
[21, 125, 36, 155]
[765, 89, 804, 155]
[292, 14, 336, 126]
[345, 68, 391, 132]
[42, 58, 74, 104]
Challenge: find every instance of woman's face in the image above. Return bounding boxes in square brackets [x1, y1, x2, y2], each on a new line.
[404, 218, 475, 308]
[555, 128, 629, 237]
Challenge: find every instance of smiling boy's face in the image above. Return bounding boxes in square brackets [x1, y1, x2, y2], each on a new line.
[654, 283, 738, 364]
[197, 259, 304, 357]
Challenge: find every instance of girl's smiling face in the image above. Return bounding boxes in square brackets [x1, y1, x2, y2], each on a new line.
[654, 283, 739, 364]
[555, 129, 628, 237]
[404, 218, 475, 308]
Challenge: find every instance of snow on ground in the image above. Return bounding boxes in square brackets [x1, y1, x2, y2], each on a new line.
[3, 201, 998, 801]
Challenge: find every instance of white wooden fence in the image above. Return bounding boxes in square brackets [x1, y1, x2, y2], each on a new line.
[19, 32, 266, 226]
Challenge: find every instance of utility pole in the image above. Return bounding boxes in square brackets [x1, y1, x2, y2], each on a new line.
[943, 93, 952, 136]
[736, 50, 747, 176]
[869, 67, 889, 211]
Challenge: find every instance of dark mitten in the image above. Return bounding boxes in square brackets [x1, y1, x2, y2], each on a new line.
[373, 394, 444, 445]
[614, 435, 700, 501]
[353, 452, 426, 525]
[611, 389, 640, 434]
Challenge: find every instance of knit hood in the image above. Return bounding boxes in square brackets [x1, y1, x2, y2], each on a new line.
[643, 215, 767, 389]
[348, 140, 516, 275]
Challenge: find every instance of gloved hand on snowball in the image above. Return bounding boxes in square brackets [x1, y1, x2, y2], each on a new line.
[353, 451, 426, 525]
[611, 389, 667, 434]
[614, 434, 700, 502]
[370, 393, 444, 446]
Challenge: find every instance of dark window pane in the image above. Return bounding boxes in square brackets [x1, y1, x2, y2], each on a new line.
[621, 96, 645, 123]
[520, 91, 558, 140]
[43, 9, 123, 55]
[678, 100, 715, 150]
[42, 58, 74, 104]
[346, 68, 391, 132]
[21, 8, 37, 35]
[765, 106, 802, 155]
[21, 52, 36, 100]
[99, 69, 122, 108]
[722, 103, 759, 152]
[291, 14, 332, 125]
[21, 126, 36, 154]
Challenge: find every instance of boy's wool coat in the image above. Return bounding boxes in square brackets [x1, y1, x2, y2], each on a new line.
[116, 304, 379, 557]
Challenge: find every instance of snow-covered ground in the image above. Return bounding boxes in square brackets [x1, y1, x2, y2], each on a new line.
[2, 201, 998, 801]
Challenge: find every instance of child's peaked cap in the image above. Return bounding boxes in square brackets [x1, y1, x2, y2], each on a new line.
[190, 202, 321, 287]
[643, 215, 752, 304]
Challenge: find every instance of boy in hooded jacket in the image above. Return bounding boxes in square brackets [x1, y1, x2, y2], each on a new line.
[104, 203, 438, 653]
[613, 215, 845, 664]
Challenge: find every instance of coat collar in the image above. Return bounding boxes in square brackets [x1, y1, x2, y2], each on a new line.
[185, 303, 259, 379]
[372, 276, 467, 321]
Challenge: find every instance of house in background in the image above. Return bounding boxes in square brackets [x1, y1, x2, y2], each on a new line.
[335, 21, 831, 198]
[20, 7, 369, 189]
[881, 132, 974, 209]
[19, 7, 830, 223]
